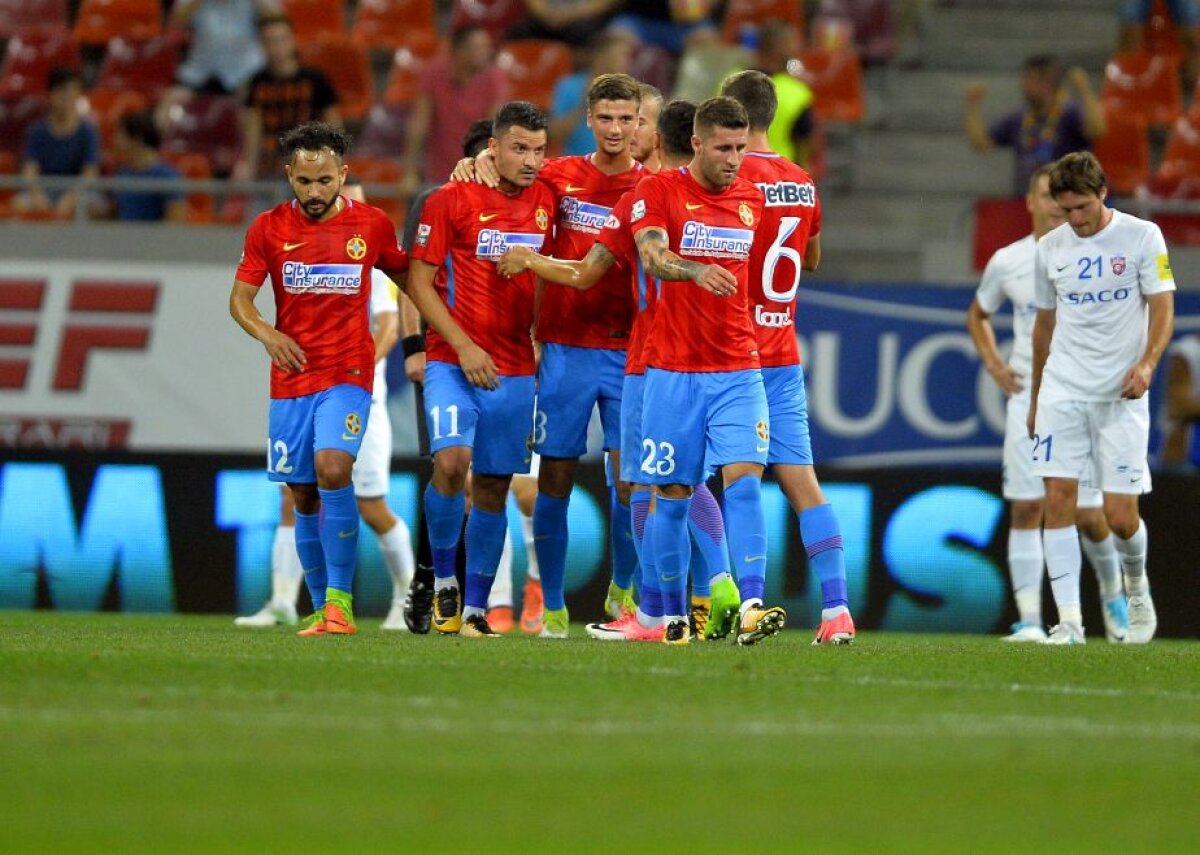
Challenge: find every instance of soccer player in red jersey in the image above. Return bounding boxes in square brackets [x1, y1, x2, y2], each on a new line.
[230, 122, 491, 637]
[407, 102, 556, 638]
[631, 96, 783, 645]
[721, 70, 857, 645]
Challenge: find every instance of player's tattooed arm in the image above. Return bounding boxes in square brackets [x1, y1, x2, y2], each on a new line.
[402, 258, 500, 390]
[229, 280, 307, 372]
[497, 242, 615, 290]
[634, 227, 737, 297]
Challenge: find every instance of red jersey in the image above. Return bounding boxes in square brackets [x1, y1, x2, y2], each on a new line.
[739, 151, 821, 368]
[536, 155, 642, 350]
[411, 180, 555, 376]
[235, 196, 407, 399]
[596, 188, 657, 376]
[632, 168, 764, 373]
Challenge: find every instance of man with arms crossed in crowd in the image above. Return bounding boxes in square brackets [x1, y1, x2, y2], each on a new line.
[968, 165, 1127, 643]
[1029, 151, 1175, 645]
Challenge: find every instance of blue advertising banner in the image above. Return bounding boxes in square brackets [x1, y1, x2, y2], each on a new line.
[795, 282, 1200, 467]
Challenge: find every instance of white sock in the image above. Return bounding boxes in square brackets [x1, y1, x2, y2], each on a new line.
[1113, 520, 1149, 594]
[488, 529, 514, 609]
[271, 525, 303, 607]
[740, 597, 762, 617]
[1007, 528, 1044, 625]
[378, 518, 415, 605]
[521, 511, 540, 582]
[1043, 525, 1083, 626]
[463, 605, 484, 620]
[1080, 533, 1122, 599]
[636, 608, 662, 629]
[434, 575, 458, 592]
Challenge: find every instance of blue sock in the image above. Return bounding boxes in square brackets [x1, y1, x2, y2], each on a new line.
[654, 494, 691, 619]
[424, 483, 465, 581]
[293, 509, 327, 610]
[533, 493, 570, 611]
[630, 489, 651, 561]
[610, 488, 638, 591]
[688, 482, 727, 598]
[799, 503, 849, 610]
[724, 476, 767, 602]
[639, 509, 663, 619]
[464, 507, 508, 610]
[317, 485, 358, 595]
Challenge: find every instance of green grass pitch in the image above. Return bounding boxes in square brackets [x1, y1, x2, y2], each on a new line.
[3, 612, 1198, 853]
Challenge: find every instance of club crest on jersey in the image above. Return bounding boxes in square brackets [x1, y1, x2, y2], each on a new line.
[679, 221, 753, 259]
[345, 235, 367, 261]
[755, 420, 769, 442]
[535, 207, 549, 231]
[344, 412, 362, 436]
[281, 262, 363, 294]
[1111, 255, 1126, 275]
[559, 196, 611, 234]
[738, 202, 755, 227]
[476, 229, 545, 259]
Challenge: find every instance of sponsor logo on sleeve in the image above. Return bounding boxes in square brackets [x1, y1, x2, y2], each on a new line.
[416, 223, 431, 247]
[1157, 253, 1173, 281]
[631, 200, 646, 222]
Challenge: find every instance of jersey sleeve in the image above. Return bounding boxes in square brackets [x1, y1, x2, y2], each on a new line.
[1137, 223, 1176, 295]
[369, 269, 399, 317]
[1033, 238, 1055, 310]
[597, 194, 634, 270]
[632, 174, 671, 238]
[410, 184, 455, 267]
[234, 214, 271, 287]
[976, 250, 1008, 314]
[372, 209, 408, 273]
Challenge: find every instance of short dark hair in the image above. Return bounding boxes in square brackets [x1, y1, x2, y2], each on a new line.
[693, 96, 749, 137]
[658, 99, 697, 159]
[720, 70, 777, 130]
[119, 109, 160, 149]
[586, 72, 641, 110]
[492, 101, 548, 138]
[48, 66, 81, 91]
[257, 12, 293, 32]
[279, 121, 353, 160]
[450, 25, 486, 50]
[463, 118, 493, 158]
[1023, 54, 1063, 85]
[1049, 151, 1107, 197]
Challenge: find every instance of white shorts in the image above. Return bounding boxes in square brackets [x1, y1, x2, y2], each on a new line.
[352, 396, 392, 498]
[1032, 396, 1152, 495]
[1003, 394, 1102, 507]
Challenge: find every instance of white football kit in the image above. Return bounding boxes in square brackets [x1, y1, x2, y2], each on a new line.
[352, 270, 399, 498]
[977, 234, 1100, 506]
[1032, 210, 1176, 493]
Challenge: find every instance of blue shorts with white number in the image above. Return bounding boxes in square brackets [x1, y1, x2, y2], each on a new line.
[267, 383, 371, 483]
[424, 360, 535, 476]
[619, 372, 645, 483]
[762, 363, 814, 466]
[535, 342, 624, 458]
[640, 367, 769, 486]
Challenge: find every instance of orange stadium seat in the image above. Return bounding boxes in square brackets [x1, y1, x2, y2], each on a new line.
[1151, 115, 1200, 197]
[74, 0, 163, 47]
[345, 155, 406, 228]
[298, 36, 373, 121]
[1100, 52, 1182, 128]
[282, 0, 346, 46]
[496, 40, 573, 110]
[357, 102, 410, 158]
[93, 35, 179, 102]
[161, 151, 215, 224]
[449, 0, 523, 42]
[722, 0, 804, 44]
[161, 94, 242, 176]
[383, 30, 443, 105]
[0, 30, 82, 97]
[1092, 108, 1149, 195]
[0, 0, 70, 39]
[353, 0, 435, 51]
[0, 92, 46, 157]
[794, 49, 864, 123]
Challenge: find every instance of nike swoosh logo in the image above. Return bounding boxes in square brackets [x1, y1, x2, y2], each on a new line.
[685, 203, 703, 211]
[756, 444, 769, 453]
[341, 433, 358, 441]
[283, 242, 306, 251]
[337, 530, 356, 539]
[565, 185, 587, 193]
[1055, 264, 1069, 272]
[479, 213, 499, 222]
[744, 555, 766, 563]
[1049, 573, 1070, 582]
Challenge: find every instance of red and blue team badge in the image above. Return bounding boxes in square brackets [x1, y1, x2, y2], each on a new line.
[739, 202, 754, 227]
[1111, 255, 1126, 275]
[344, 412, 362, 436]
[535, 207, 549, 230]
[345, 235, 367, 261]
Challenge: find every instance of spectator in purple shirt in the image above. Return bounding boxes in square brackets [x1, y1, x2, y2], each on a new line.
[965, 55, 1107, 196]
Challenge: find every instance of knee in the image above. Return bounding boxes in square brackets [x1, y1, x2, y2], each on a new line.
[1105, 506, 1140, 540]
[432, 449, 470, 492]
[537, 457, 575, 499]
[1010, 500, 1044, 530]
[315, 457, 353, 490]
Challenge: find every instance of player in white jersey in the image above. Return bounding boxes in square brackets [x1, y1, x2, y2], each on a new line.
[968, 166, 1127, 643]
[1159, 333, 1200, 470]
[236, 269, 416, 629]
[1029, 152, 1176, 645]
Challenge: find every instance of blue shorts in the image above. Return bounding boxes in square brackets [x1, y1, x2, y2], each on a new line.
[619, 373, 646, 484]
[535, 342, 624, 458]
[762, 364, 814, 466]
[424, 361, 535, 476]
[267, 383, 371, 483]
[640, 368, 769, 486]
